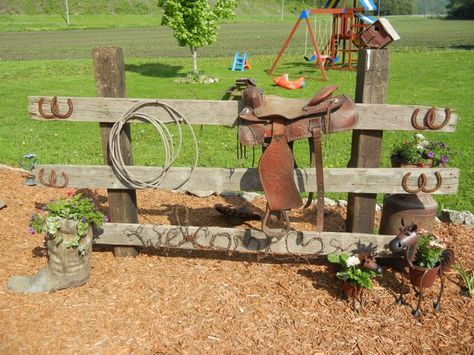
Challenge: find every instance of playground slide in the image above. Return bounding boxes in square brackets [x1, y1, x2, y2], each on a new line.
[359, 0, 377, 12]
[355, 12, 377, 25]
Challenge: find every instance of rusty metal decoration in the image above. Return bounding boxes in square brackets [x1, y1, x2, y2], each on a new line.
[401, 171, 443, 193]
[411, 107, 451, 131]
[50, 96, 73, 118]
[38, 98, 55, 119]
[38, 168, 69, 188]
[38, 96, 73, 119]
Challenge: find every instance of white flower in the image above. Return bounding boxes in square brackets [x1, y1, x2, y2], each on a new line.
[346, 255, 360, 267]
[415, 133, 425, 140]
[429, 239, 446, 249]
[422, 140, 429, 146]
[416, 144, 424, 151]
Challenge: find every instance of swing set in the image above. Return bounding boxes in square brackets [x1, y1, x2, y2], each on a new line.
[268, 0, 378, 81]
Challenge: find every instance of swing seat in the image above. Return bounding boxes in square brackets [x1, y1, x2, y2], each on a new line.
[304, 53, 340, 64]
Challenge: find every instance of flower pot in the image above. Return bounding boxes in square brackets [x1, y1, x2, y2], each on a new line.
[409, 263, 440, 289]
[391, 156, 433, 169]
[342, 280, 362, 298]
[7, 219, 93, 294]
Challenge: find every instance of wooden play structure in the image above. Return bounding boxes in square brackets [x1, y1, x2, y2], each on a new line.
[269, 0, 379, 81]
[26, 48, 459, 259]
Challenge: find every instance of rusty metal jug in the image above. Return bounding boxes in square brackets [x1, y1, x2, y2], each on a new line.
[379, 193, 438, 235]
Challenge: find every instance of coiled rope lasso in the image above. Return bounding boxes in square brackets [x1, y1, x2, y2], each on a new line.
[109, 100, 199, 189]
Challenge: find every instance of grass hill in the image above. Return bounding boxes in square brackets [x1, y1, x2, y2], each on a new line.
[0, 0, 326, 16]
[0, 0, 449, 16]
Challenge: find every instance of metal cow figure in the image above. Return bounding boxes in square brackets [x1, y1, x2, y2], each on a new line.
[388, 223, 455, 317]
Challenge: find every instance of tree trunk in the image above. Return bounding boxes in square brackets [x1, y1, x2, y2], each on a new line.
[190, 46, 198, 74]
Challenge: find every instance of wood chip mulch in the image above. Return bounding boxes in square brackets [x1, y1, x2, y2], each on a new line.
[0, 167, 473, 354]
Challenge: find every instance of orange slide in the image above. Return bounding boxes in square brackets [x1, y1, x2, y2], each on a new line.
[272, 73, 305, 90]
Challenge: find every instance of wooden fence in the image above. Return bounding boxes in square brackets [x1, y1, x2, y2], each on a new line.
[27, 47, 459, 258]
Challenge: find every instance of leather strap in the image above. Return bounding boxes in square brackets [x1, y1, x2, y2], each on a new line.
[311, 119, 324, 232]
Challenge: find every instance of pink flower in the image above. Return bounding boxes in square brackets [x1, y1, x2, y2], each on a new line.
[64, 189, 77, 197]
[27, 227, 35, 235]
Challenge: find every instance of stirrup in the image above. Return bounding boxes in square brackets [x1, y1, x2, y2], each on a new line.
[261, 206, 291, 238]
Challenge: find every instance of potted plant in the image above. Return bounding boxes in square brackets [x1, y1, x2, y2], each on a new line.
[390, 133, 449, 168]
[7, 190, 106, 294]
[327, 253, 380, 300]
[408, 230, 448, 289]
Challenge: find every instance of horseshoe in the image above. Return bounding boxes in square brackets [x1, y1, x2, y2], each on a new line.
[402, 172, 443, 194]
[420, 171, 443, 193]
[426, 107, 451, 130]
[50, 96, 73, 119]
[411, 107, 452, 131]
[38, 168, 69, 188]
[402, 172, 424, 193]
[38, 98, 55, 119]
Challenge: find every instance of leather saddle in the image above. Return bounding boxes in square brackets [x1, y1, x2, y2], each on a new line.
[238, 81, 358, 237]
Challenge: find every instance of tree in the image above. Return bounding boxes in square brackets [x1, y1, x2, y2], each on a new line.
[379, 0, 416, 15]
[158, 0, 238, 74]
[416, 0, 448, 15]
[446, 0, 474, 18]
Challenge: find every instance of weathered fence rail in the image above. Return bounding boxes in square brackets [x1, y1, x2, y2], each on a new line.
[29, 96, 458, 132]
[34, 165, 459, 195]
[96, 223, 395, 256]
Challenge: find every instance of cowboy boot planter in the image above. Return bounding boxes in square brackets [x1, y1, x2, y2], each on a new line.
[8, 219, 93, 294]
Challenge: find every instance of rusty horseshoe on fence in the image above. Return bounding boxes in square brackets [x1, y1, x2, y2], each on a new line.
[38, 98, 55, 119]
[411, 107, 451, 131]
[38, 96, 73, 119]
[38, 168, 69, 188]
[401, 171, 443, 193]
[50, 96, 73, 118]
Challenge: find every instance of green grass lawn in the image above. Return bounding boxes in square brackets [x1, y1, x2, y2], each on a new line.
[0, 15, 473, 211]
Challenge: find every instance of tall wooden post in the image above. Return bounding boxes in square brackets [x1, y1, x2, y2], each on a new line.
[346, 49, 389, 234]
[92, 47, 139, 257]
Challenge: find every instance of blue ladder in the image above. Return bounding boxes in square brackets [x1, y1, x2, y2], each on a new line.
[231, 52, 247, 71]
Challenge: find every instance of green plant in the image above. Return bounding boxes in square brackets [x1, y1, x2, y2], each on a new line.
[327, 254, 378, 289]
[413, 231, 446, 268]
[158, 0, 237, 74]
[391, 133, 450, 167]
[29, 190, 105, 254]
[453, 262, 474, 298]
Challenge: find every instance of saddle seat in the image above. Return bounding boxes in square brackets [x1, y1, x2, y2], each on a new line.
[243, 85, 338, 120]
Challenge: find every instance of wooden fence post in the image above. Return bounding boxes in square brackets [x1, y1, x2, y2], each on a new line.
[346, 49, 390, 234]
[92, 47, 139, 257]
